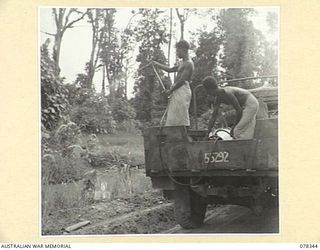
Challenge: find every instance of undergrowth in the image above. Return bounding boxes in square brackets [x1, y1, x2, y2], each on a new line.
[42, 123, 150, 227]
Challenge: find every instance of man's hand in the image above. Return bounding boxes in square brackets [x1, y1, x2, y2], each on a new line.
[152, 60, 159, 66]
[204, 130, 211, 140]
[164, 89, 171, 96]
[230, 127, 235, 138]
[162, 89, 172, 98]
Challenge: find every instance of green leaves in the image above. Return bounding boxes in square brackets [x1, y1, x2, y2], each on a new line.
[219, 9, 265, 85]
[70, 93, 116, 134]
[41, 43, 69, 131]
[132, 9, 171, 124]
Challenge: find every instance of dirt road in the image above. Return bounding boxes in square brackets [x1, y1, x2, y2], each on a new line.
[43, 168, 278, 235]
[163, 205, 279, 234]
[46, 197, 278, 235]
[71, 203, 279, 235]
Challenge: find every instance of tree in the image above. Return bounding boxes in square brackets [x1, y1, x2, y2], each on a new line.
[115, 28, 135, 99]
[86, 9, 105, 88]
[175, 8, 193, 40]
[71, 63, 97, 106]
[100, 9, 135, 104]
[219, 8, 264, 87]
[167, 8, 173, 78]
[111, 93, 136, 123]
[70, 93, 116, 134]
[260, 11, 278, 82]
[74, 62, 90, 88]
[190, 21, 223, 116]
[132, 8, 171, 124]
[122, 56, 134, 99]
[51, 8, 88, 76]
[266, 11, 278, 35]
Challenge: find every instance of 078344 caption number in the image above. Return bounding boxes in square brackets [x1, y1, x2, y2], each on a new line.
[300, 244, 318, 248]
[204, 151, 230, 164]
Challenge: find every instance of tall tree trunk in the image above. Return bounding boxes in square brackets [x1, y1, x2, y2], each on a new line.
[87, 9, 103, 88]
[107, 10, 115, 104]
[168, 8, 173, 79]
[124, 77, 127, 99]
[175, 8, 185, 40]
[53, 8, 65, 76]
[87, 31, 97, 88]
[180, 22, 184, 40]
[102, 64, 106, 96]
[124, 62, 128, 100]
[53, 33, 62, 76]
[105, 65, 115, 104]
[51, 8, 87, 77]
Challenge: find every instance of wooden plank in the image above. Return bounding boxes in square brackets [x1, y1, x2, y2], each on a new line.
[64, 221, 91, 233]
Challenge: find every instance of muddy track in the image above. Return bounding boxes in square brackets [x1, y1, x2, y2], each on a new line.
[44, 188, 278, 235]
[73, 203, 175, 235]
[42, 191, 170, 235]
[161, 205, 250, 234]
[70, 204, 278, 235]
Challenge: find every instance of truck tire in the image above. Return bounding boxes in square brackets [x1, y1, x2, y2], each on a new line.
[174, 186, 207, 229]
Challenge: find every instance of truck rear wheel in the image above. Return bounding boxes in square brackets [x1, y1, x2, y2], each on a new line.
[174, 186, 207, 229]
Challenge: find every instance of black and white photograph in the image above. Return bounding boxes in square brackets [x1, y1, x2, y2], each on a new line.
[40, 7, 279, 235]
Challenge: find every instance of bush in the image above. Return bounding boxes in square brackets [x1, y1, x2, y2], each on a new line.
[41, 120, 89, 185]
[41, 43, 69, 130]
[115, 119, 141, 133]
[65, 85, 94, 106]
[54, 121, 83, 149]
[70, 95, 116, 134]
[111, 97, 136, 122]
[42, 152, 88, 185]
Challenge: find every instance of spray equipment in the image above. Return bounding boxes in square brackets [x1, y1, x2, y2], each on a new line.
[209, 128, 233, 141]
[138, 61, 167, 91]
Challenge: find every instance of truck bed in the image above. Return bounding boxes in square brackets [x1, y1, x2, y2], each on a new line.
[143, 118, 278, 177]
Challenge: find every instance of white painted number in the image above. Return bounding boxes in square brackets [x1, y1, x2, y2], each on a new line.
[204, 151, 229, 163]
[204, 153, 210, 164]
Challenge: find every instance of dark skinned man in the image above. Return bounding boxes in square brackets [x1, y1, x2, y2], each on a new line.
[152, 40, 194, 126]
[202, 76, 259, 139]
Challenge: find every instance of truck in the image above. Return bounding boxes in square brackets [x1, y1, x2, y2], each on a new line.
[143, 76, 278, 229]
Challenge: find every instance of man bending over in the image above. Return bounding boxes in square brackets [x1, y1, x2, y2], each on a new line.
[201, 76, 259, 139]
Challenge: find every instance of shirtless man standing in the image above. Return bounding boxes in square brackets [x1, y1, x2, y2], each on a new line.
[201, 76, 259, 139]
[152, 40, 194, 126]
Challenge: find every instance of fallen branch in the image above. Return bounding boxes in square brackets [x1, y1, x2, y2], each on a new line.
[64, 220, 91, 232]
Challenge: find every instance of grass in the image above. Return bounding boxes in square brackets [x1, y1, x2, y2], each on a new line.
[89, 169, 152, 201]
[96, 133, 144, 165]
[42, 182, 83, 215]
[42, 132, 150, 224]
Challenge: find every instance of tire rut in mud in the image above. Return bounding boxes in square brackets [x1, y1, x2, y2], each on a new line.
[161, 205, 250, 234]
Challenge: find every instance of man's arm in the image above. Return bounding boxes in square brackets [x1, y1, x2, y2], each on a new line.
[152, 61, 179, 73]
[226, 93, 243, 136]
[167, 62, 193, 94]
[206, 98, 220, 138]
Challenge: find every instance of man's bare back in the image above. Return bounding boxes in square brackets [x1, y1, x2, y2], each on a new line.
[219, 86, 253, 107]
[201, 76, 259, 139]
